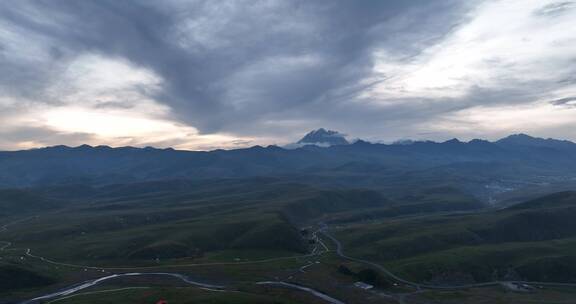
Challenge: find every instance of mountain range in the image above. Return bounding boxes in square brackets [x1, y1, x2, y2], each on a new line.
[1, 130, 575, 205]
[3, 130, 576, 302]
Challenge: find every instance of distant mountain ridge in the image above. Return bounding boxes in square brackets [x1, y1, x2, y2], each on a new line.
[497, 133, 576, 150]
[17, 131, 576, 152]
[0, 131, 575, 192]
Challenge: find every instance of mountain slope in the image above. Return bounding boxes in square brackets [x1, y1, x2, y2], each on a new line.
[0, 189, 63, 217]
[296, 128, 349, 146]
[0, 132, 575, 208]
[508, 191, 576, 210]
[334, 191, 576, 284]
[1, 179, 391, 264]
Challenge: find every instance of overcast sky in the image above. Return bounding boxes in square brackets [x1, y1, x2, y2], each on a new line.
[1, 0, 575, 150]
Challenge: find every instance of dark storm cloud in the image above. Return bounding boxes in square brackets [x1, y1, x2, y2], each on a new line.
[94, 101, 136, 110]
[551, 96, 576, 107]
[0, 0, 472, 137]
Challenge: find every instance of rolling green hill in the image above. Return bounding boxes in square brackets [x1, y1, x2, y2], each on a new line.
[333, 191, 576, 284]
[508, 191, 576, 210]
[0, 264, 55, 292]
[3, 176, 576, 303]
[0, 189, 63, 217]
[2, 179, 392, 265]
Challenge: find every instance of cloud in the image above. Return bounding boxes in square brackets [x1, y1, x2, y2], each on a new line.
[0, 0, 575, 149]
[0, 1, 471, 138]
[534, 1, 575, 16]
[550, 96, 576, 107]
[0, 126, 96, 150]
[358, 0, 576, 140]
[372, 0, 576, 99]
[429, 102, 576, 141]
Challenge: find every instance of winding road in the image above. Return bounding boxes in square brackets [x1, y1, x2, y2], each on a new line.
[256, 281, 346, 304]
[19, 272, 347, 304]
[2, 219, 346, 304]
[20, 272, 225, 304]
[6, 214, 576, 304]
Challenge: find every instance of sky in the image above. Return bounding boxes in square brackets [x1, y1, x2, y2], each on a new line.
[0, 0, 575, 150]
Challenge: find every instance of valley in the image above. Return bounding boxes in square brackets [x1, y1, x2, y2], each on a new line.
[2, 133, 576, 303]
[2, 179, 576, 303]
[2, 0, 576, 301]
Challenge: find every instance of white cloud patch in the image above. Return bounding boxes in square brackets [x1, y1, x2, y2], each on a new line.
[0, 52, 259, 150]
[429, 102, 576, 140]
[372, 0, 576, 100]
[354, 0, 576, 142]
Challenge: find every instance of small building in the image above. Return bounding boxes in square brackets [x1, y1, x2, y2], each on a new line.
[354, 281, 374, 290]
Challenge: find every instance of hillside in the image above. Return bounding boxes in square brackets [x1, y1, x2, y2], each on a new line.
[0, 264, 55, 292]
[333, 191, 576, 284]
[508, 191, 576, 210]
[1, 131, 576, 302]
[0, 134, 575, 202]
[1, 179, 393, 264]
[0, 189, 62, 217]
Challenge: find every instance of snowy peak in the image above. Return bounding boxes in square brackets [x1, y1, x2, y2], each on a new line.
[297, 128, 349, 146]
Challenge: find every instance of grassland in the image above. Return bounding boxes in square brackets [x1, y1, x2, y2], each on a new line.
[3, 180, 576, 303]
[334, 192, 576, 284]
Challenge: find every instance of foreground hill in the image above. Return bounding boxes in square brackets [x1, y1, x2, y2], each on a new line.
[334, 191, 576, 284]
[1, 178, 396, 264]
[2, 180, 576, 302]
[1, 177, 482, 302]
[0, 189, 63, 217]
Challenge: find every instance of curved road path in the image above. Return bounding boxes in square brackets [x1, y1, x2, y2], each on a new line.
[2, 218, 345, 304]
[20, 272, 346, 304]
[20, 272, 225, 304]
[8, 215, 576, 303]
